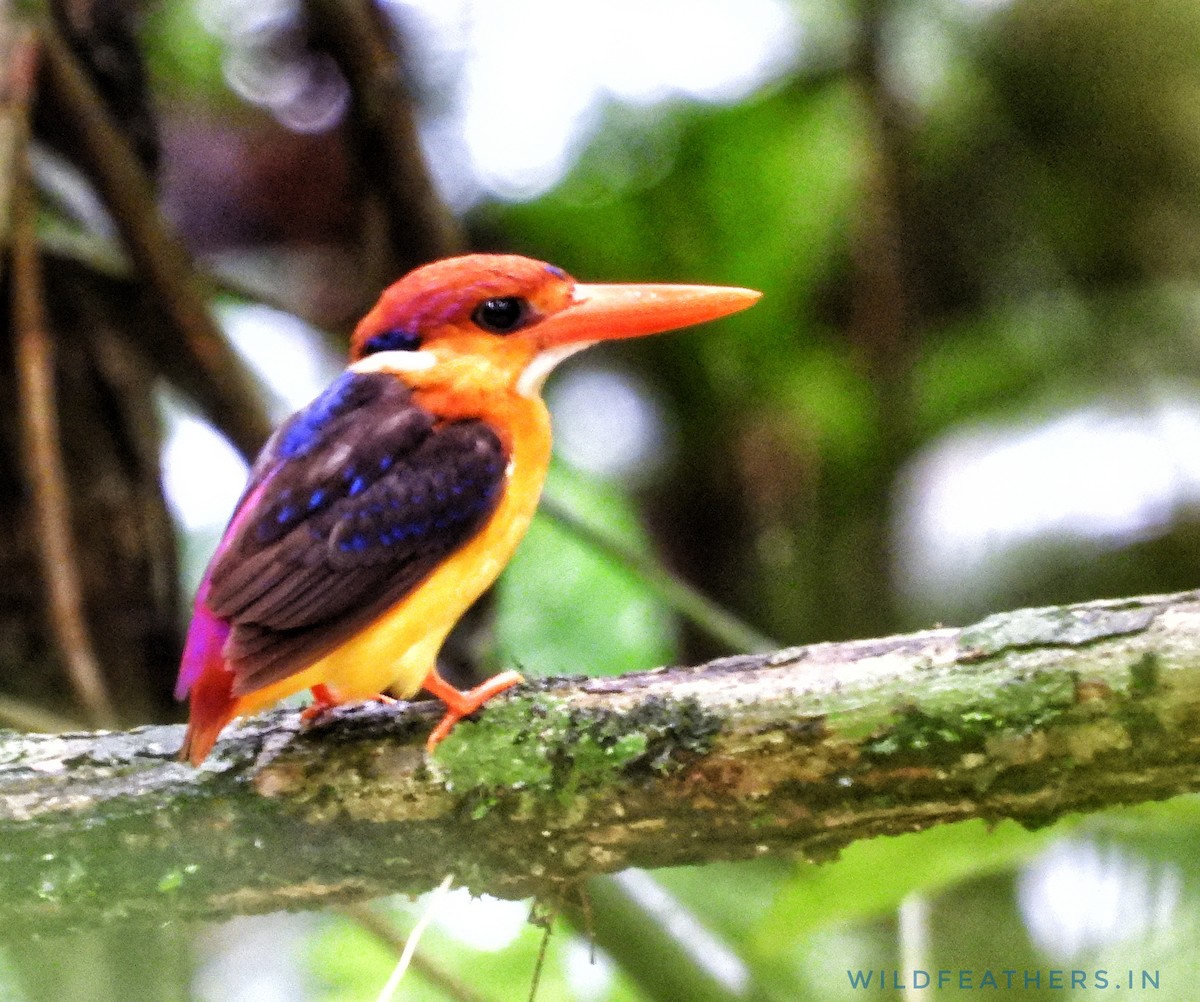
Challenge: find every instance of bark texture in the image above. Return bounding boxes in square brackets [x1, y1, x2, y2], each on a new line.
[4, 590, 1200, 933]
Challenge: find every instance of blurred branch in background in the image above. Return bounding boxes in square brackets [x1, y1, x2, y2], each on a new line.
[840, 0, 921, 637]
[302, 0, 463, 274]
[38, 17, 272, 461]
[11, 31, 116, 729]
[571, 872, 774, 1002]
[539, 492, 777, 655]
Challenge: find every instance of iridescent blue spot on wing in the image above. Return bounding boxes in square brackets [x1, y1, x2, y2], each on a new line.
[207, 391, 509, 692]
[545, 264, 567, 279]
[336, 532, 370, 553]
[276, 372, 381, 460]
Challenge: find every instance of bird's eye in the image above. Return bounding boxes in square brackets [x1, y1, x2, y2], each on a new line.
[472, 297, 530, 334]
[362, 328, 422, 354]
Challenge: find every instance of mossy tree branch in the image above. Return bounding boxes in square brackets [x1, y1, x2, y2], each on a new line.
[5, 590, 1200, 933]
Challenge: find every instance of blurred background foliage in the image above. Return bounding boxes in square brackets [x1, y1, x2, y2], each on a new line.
[6, 0, 1200, 998]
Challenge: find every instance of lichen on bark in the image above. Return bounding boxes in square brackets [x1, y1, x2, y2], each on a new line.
[4, 590, 1200, 932]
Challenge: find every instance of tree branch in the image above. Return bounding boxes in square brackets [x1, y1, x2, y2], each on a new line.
[12, 43, 118, 729]
[5, 590, 1200, 932]
[302, 0, 464, 275]
[37, 22, 274, 461]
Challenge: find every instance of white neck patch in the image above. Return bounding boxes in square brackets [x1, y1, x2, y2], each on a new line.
[517, 342, 595, 398]
[350, 349, 438, 374]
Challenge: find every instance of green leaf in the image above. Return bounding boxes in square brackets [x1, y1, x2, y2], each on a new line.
[308, 902, 648, 1002]
[495, 463, 678, 678]
[143, 0, 228, 101]
[752, 819, 1059, 959]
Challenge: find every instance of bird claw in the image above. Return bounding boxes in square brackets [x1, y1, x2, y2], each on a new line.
[300, 684, 396, 725]
[424, 670, 524, 752]
[300, 672, 523, 750]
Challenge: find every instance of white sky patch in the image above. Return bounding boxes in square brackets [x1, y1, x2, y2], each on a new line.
[193, 914, 314, 1002]
[1018, 839, 1182, 959]
[218, 302, 342, 417]
[162, 411, 248, 531]
[202, 0, 800, 205]
[598, 0, 799, 105]
[393, 0, 801, 206]
[563, 935, 617, 1002]
[952, 0, 1016, 16]
[547, 365, 668, 481]
[430, 888, 528, 951]
[894, 396, 1200, 606]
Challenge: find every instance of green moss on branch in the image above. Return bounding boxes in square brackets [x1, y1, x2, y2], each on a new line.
[4, 591, 1200, 932]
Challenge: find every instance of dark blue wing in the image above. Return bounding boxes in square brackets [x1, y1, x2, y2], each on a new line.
[203, 371, 507, 694]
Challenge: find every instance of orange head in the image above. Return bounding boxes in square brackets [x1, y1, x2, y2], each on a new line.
[348, 254, 760, 397]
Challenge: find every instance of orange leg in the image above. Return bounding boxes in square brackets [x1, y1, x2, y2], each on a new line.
[300, 684, 396, 724]
[421, 668, 524, 752]
[300, 683, 339, 723]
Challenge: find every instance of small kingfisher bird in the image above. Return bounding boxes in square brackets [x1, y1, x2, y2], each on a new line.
[176, 254, 760, 763]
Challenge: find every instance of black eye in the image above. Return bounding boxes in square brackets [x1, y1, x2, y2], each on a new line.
[472, 297, 529, 334]
[362, 328, 422, 354]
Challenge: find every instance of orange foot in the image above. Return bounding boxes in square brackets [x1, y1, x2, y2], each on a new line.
[421, 669, 524, 753]
[300, 683, 397, 724]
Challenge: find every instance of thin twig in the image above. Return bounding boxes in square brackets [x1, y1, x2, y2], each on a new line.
[578, 886, 596, 964]
[899, 893, 932, 997]
[540, 493, 777, 654]
[0, 22, 35, 275]
[11, 41, 117, 728]
[841, 0, 921, 636]
[374, 875, 454, 1002]
[338, 902, 495, 1002]
[36, 23, 273, 461]
[526, 903, 555, 1002]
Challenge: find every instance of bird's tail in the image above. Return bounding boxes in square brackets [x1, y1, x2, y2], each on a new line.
[180, 664, 237, 765]
[176, 597, 237, 765]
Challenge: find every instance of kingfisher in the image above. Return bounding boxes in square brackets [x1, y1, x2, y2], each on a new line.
[175, 254, 760, 763]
